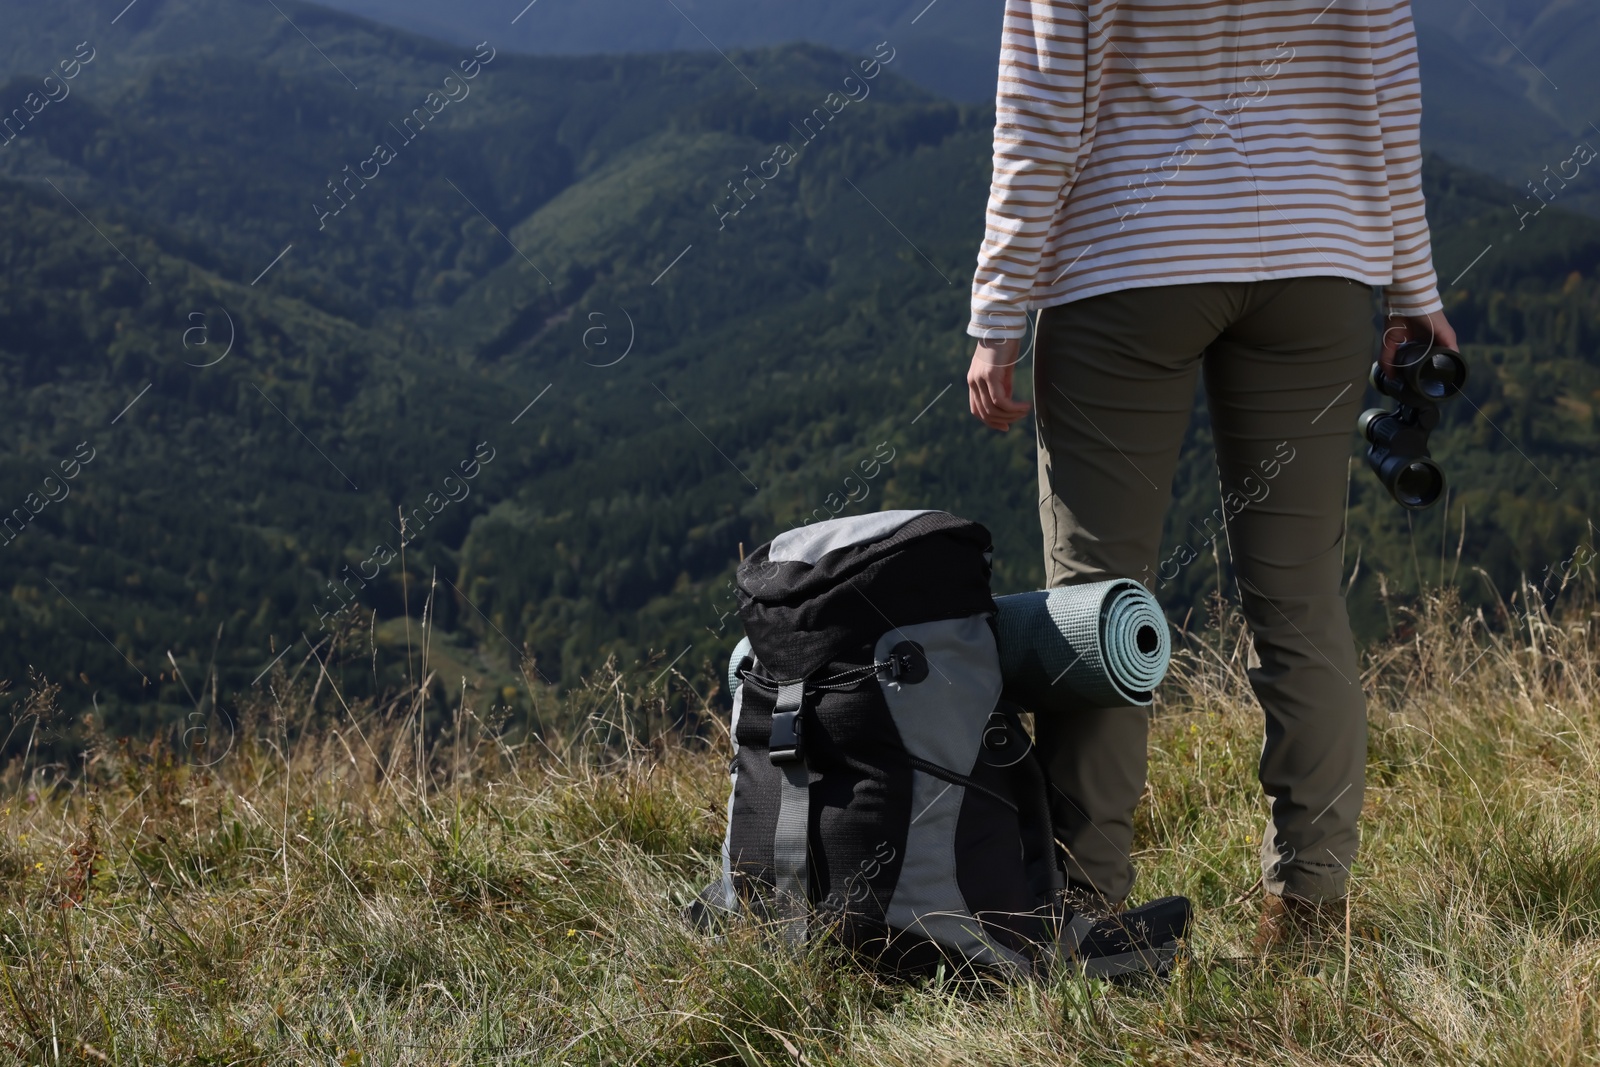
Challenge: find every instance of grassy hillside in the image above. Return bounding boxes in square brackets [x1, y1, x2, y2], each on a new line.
[3, 584, 1598, 1063]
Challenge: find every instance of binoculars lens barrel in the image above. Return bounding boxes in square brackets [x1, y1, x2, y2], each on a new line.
[1391, 457, 1445, 509]
[1411, 349, 1467, 401]
[1361, 406, 1447, 508]
[1372, 345, 1468, 404]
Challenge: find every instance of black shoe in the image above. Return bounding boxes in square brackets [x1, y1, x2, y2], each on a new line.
[1061, 895, 1192, 979]
[683, 880, 733, 933]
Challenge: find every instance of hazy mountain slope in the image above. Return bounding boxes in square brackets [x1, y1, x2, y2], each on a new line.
[0, 1, 931, 328]
[1412, 0, 1600, 217]
[292, 0, 1600, 219]
[1414, 31, 1573, 177]
[1413, 0, 1600, 129]
[311, 0, 1006, 103]
[0, 0, 997, 103]
[6, 0, 1595, 215]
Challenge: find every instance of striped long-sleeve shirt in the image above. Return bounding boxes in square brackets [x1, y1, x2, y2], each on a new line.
[968, 0, 1444, 341]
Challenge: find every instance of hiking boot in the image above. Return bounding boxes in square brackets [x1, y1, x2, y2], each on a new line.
[1253, 891, 1346, 954]
[1061, 894, 1192, 979]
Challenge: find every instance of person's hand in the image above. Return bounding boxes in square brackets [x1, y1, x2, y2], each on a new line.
[1380, 310, 1458, 378]
[967, 336, 1031, 431]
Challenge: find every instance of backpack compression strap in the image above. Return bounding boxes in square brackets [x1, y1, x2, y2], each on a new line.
[769, 681, 810, 944]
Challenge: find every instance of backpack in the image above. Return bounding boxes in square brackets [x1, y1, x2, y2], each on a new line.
[692, 509, 1189, 978]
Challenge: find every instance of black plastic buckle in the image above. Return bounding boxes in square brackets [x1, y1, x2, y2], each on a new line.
[769, 708, 802, 764]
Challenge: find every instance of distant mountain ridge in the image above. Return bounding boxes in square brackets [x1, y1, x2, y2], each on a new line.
[4, 1, 1594, 202]
[282, 0, 1600, 219]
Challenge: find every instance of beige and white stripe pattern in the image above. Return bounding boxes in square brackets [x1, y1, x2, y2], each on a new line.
[969, 0, 1444, 340]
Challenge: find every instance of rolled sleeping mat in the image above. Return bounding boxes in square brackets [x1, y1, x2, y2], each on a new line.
[993, 579, 1171, 710]
[726, 579, 1170, 711]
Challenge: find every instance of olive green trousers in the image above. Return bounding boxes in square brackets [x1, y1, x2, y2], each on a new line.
[1032, 276, 1373, 904]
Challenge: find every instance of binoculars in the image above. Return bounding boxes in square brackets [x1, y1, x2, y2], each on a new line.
[1356, 342, 1468, 509]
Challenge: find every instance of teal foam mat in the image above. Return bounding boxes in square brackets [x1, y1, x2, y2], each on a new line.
[993, 580, 1170, 710]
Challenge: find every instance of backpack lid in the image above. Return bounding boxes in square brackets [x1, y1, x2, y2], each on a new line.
[767, 510, 938, 565]
[736, 510, 995, 678]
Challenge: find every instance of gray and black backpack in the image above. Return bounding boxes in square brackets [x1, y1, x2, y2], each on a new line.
[691, 510, 1190, 979]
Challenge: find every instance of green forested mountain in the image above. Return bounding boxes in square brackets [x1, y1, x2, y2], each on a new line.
[0, 1, 1596, 745]
[6, 0, 1598, 213]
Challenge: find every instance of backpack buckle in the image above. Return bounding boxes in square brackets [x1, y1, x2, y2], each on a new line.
[769, 681, 805, 764]
[769, 709, 802, 763]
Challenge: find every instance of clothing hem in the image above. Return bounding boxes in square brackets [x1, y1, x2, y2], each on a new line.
[968, 266, 1389, 339]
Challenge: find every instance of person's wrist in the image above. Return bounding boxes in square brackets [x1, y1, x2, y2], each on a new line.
[1383, 296, 1444, 319]
[969, 315, 1024, 343]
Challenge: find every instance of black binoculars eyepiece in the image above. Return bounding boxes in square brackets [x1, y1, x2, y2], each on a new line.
[1357, 342, 1467, 510]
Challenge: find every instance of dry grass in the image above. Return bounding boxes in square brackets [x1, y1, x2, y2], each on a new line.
[3, 576, 1600, 1065]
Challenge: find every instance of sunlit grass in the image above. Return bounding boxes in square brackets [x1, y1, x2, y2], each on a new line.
[3, 580, 1599, 1065]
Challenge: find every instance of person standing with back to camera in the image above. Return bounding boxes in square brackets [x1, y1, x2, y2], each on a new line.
[965, 0, 1456, 947]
